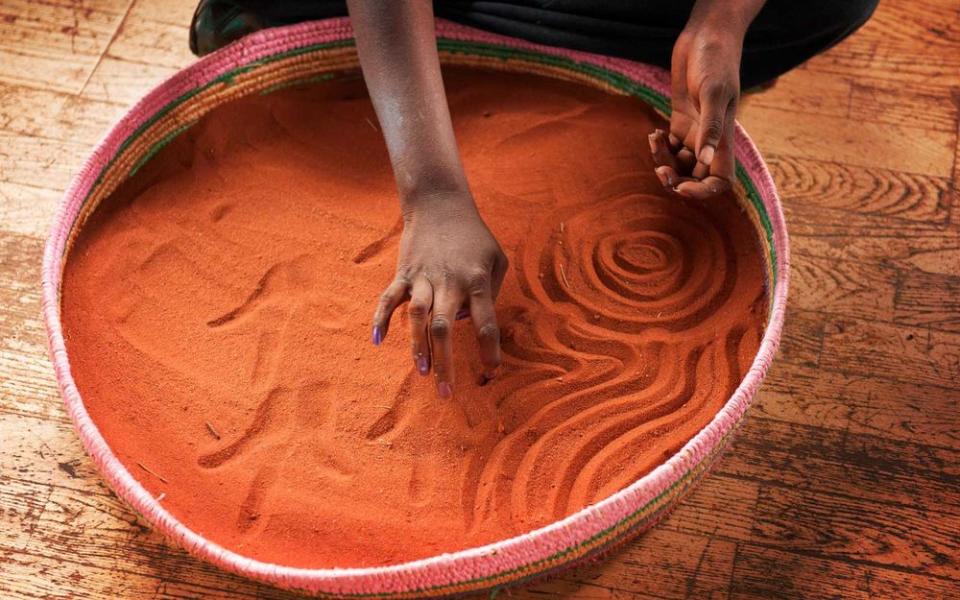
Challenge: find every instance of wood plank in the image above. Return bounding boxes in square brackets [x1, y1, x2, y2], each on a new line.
[738, 105, 956, 177]
[80, 55, 179, 105]
[126, 0, 198, 29]
[0, 233, 65, 423]
[104, 14, 193, 69]
[788, 254, 896, 321]
[0, 131, 90, 191]
[766, 155, 952, 231]
[0, 544, 303, 600]
[743, 68, 851, 119]
[786, 230, 960, 269]
[717, 417, 960, 515]
[0, 0, 130, 93]
[775, 309, 825, 369]
[749, 484, 959, 578]
[0, 182, 61, 237]
[0, 478, 52, 553]
[517, 528, 737, 600]
[0, 414, 91, 491]
[730, 544, 960, 600]
[895, 269, 960, 333]
[759, 364, 960, 448]
[667, 473, 960, 578]
[662, 471, 759, 543]
[0, 550, 154, 600]
[848, 76, 960, 133]
[803, 0, 960, 87]
[819, 314, 960, 388]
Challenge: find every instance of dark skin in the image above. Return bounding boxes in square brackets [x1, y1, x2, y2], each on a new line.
[349, 0, 766, 399]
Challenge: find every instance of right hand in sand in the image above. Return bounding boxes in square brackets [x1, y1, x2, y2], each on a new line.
[371, 193, 508, 400]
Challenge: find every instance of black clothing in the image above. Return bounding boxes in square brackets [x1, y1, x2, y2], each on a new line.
[190, 0, 877, 89]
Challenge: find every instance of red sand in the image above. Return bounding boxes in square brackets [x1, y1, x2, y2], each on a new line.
[61, 68, 767, 568]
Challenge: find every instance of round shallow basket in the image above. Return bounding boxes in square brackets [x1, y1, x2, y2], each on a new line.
[42, 17, 789, 599]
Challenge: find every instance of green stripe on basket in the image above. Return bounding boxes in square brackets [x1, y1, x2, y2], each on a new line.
[436, 39, 670, 114]
[129, 122, 196, 176]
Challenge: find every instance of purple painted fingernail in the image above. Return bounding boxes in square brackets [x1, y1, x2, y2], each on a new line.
[438, 382, 453, 399]
[372, 325, 383, 346]
[417, 355, 429, 376]
[483, 370, 497, 381]
[455, 308, 470, 321]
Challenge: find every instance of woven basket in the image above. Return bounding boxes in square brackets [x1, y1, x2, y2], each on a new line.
[41, 17, 789, 599]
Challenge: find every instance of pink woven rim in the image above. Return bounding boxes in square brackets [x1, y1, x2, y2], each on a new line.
[41, 17, 789, 597]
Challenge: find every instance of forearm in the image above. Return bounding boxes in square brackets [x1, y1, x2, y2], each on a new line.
[346, 0, 470, 213]
[687, 0, 766, 37]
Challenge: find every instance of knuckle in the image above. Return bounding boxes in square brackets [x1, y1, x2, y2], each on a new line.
[430, 319, 451, 340]
[466, 270, 490, 296]
[436, 270, 457, 287]
[407, 301, 429, 320]
[702, 78, 728, 100]
[702, 116, 724, 139]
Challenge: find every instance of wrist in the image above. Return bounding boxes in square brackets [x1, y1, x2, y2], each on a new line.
[400, 183, 477, 222]
[395, 158, 470, 202]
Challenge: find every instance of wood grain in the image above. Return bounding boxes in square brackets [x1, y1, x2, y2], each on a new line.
[758, 365, 960, 447]
[1, 0, 958, 597]
[0, 0, 129, 93]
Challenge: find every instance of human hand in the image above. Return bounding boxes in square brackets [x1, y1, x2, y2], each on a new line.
[650, 16, 745, 199]
[371, 192, 508, 399]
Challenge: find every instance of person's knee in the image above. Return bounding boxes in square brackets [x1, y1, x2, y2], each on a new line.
[758, 0, 878, 39]
[833, 0, 879, 35]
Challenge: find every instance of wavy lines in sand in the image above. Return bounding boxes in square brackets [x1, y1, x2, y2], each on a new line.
[463, 191, 760, 533]
[520, 192, 740, 334]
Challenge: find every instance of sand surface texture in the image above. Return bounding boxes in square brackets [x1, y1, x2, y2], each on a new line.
[62, 68, 767, 568]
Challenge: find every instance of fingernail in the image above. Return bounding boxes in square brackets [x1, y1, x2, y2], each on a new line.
[668, 133, 682, 147]
[371, 325, 383, 346]
[654, 167, 670, 187]
[700, 145, 715, 167]
[482, 370, 497, 381]
[438, 382, 453, 399]
[416, 355, 429, 375]
[455, 308, 470, 321]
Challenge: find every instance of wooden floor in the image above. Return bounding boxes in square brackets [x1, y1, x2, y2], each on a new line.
[1, 0, 958, 597]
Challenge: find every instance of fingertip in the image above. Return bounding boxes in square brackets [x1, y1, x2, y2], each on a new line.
[655, 166, 674, 188]
[438, 381, 453, 399]
[479, 368, 498, 386]
[672, 181, 697, 198]
[668, 132, 683, 150]
[371, 324, 384, 346]
[416, 354, 430, 376]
